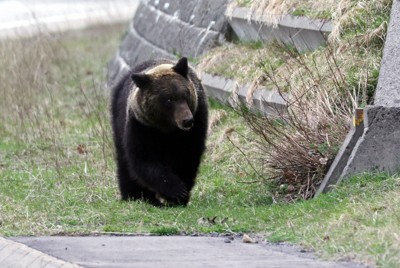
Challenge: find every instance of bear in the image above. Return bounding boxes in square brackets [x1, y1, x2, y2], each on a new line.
[110, 57, 208, 206]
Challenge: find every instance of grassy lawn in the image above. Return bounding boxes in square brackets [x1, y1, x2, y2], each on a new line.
[0, 23, 399, 267]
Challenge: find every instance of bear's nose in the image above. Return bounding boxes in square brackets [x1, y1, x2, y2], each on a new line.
[182, 118, 194, 129]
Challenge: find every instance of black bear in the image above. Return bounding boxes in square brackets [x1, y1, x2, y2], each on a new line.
[110, 57, 208, 206]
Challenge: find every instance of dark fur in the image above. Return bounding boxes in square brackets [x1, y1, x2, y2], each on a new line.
[110, 58, 208, 206]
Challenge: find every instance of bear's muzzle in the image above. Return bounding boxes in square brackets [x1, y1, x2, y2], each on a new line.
[175, 102, 194, 131]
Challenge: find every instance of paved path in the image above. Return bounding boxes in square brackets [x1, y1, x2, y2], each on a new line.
[0, 0, 139, 38]
[1, 236, 365, 268]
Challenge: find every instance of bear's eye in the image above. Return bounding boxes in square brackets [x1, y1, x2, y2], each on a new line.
[165, 98, 175, 106]
[166, 96, 178, 102]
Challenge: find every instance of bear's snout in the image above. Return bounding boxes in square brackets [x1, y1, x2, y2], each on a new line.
[182, 117, 194, 129]
[178, 114, 194, 131]
[175, 102, 194, 131]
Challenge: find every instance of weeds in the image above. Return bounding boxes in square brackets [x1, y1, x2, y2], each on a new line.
[236, 39, 385, 200]
[234, 47, 351, 200]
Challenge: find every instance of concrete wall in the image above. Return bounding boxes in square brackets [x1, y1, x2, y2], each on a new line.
[107, 0, 230, 89]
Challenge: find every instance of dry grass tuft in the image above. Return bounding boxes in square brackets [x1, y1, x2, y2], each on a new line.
[234, 36, 385, 200]
[197, 41, 286, 86]
[234, 45, 358, 200]
[228, 0, 337, 24]
[227, 0, 290, 26]
[329, 0, 392, 44]
[208, 110, 228, 135]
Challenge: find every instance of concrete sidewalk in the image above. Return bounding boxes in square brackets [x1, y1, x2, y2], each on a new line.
[1, 235, 365, 268]
[0, 236, 79, 268]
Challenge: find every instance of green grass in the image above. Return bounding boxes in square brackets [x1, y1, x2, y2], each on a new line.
[1, 23, 400, 267]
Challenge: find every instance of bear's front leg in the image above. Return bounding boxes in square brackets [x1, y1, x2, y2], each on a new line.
[128, 159, 189, 205]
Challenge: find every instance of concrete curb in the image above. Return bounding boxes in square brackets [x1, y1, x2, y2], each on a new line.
[201, 73, 287, 116]
[316, 109, 366, 195]
[226, 6, 332, 52]
[0, 237, 81, 268]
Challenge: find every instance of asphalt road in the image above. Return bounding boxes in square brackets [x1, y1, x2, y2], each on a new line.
[0, 0, 139, 38]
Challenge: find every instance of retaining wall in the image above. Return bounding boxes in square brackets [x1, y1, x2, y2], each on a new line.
[107, 0, 229, 89]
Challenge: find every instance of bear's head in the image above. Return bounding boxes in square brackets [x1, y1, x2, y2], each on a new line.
[129, 57, 198, 133]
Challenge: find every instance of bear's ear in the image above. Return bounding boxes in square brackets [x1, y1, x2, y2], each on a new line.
[173, 57, 188, 78]
[131, 73, 150, 88]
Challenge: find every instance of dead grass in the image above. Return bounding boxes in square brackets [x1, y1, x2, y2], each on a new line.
[230, 0, 392, 37]
[206, 102, 263, 182]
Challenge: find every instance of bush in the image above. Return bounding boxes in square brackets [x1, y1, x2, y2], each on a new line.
[234, 41, 382, 201]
